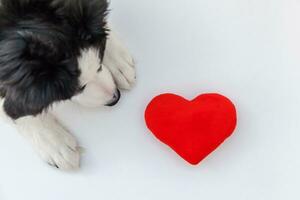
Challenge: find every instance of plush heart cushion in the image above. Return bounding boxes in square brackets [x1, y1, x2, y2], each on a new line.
[145, 93, 237, 165]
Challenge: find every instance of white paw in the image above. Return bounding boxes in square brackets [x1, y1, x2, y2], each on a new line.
[20, 116, 81, 171]
[104, 31, 136, 90]
[35, 127, 80, 171]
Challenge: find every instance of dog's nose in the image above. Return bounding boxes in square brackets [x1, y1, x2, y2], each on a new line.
[106, 89, 121, 106]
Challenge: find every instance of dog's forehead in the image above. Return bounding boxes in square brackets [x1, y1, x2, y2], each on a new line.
[77, 47, 102, 80]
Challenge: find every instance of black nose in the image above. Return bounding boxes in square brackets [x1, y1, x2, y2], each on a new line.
[106, 89, 121, 106]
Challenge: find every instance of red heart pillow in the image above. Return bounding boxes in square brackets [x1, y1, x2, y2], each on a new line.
[145, 93, 237, 165]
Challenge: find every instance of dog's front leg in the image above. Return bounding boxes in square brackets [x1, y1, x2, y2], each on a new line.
[103, 28, 136, 90]
[0, 99, 80, 170]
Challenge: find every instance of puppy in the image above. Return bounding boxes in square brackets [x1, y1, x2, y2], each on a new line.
[0, 0, 136, 170]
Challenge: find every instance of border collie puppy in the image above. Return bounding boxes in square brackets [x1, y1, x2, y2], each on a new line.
[0, 0, 136, 170]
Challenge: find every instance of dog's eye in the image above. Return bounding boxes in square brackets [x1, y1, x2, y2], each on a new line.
[97, 64, 103, 72]
[79, 84, 87, 91]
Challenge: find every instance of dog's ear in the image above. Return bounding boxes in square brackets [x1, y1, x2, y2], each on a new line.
[0, 31, 81, 119]
[57, 0, 109, 43]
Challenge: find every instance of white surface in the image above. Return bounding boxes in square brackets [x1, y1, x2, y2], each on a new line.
[0, 0, 299, 199]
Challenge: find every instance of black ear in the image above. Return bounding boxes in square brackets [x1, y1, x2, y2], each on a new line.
[59, 0, 109, 43]
[0, 31, 81, 119]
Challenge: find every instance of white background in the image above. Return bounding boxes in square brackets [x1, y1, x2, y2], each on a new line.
[0, 0, 300, 199]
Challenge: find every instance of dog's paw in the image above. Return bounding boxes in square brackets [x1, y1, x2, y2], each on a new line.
[32, 124, 81, 171]
[103, 31, 136, 90]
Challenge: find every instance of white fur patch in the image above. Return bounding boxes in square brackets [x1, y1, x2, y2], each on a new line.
[77, 48, 101, 84]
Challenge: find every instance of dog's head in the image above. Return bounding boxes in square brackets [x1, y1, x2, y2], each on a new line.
[0, 0, 116, 119]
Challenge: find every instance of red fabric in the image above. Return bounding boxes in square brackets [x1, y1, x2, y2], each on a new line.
[145, 93, 237, 165]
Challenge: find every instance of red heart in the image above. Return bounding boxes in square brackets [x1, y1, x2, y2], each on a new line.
[145, 93, 237, 165]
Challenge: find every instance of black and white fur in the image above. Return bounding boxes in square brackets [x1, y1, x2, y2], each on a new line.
[0, 0, 136, 170]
